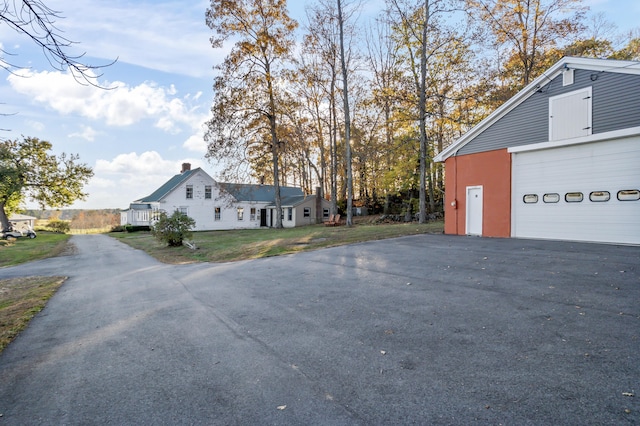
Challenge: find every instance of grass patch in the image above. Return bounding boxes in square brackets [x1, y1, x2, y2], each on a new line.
[0, 232, 73, 267]
[111, 218, 443, 264]
[0, 276, 66, 353]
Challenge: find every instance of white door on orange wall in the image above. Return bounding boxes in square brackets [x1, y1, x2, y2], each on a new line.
[466, 185, 483, 236]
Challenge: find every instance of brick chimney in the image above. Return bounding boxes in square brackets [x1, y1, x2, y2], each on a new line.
[181, 163, 191, 173]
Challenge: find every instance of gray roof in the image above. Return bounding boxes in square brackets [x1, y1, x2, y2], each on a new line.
[134, 168, 305, 205]
[130, 203, 154, 210]
[136, 168, 199, 202]
[274, 194, 312, 207]
[219, 183, 304, 203]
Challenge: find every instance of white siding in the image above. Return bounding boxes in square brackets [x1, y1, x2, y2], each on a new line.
[160, 170, 268, 231]
[512, 136, 640, 244]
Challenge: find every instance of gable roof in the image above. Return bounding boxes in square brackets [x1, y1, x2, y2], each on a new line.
[219, 183, 304, 202]
[135, 167, 306, 205]
[136, 168, 201, 202]
[434, 57, 640, 163]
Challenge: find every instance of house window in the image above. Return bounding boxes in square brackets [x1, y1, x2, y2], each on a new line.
[281, 208, 285, 220]
[323, 208, 330, 218]
[186, 185, 193, 199]
[237, 207, 244, 221]
[589, 191, 610, 202]
[250, 207, 256, 221]
[565, 192, 583, 203]
[178, 207, 188, 215]
[543, 193, 560, 203]
[304, 207, 310, 218]
[214, 207, 221, 221]
[617, 189, 640, 201]
[549, 87, 592, 141]
[288, 207, 293, 221]
[523, 194, 538, 204]
[205, 185, 212, 199]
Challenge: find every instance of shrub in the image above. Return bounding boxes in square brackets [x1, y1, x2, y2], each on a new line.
[124, 225, 151, 232]
[151, 211, 195, 247]
[47, 220, 70, 234]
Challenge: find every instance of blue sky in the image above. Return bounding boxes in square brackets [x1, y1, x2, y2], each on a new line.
[0, 0, 638, 210]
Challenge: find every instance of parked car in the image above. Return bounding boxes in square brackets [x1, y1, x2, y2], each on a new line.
[1, 224, 36, 239]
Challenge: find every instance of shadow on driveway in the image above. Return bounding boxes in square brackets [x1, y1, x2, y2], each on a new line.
[0, 234, 638, 424]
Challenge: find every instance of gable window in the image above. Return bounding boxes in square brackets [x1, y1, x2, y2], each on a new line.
[288, 207, 293, 221]
[304, 207, 310, 218]
[617, 189, 640, 201]
[589, 191, 610, 202]
[237, 207, 244, 221]
[205, 185, 212, 199]
[250, 207, 256, 221]
[565, 192, 583, 203]
[186, 185, 193, 199]
[549, 87, 592, 141]
[214, 207, 221, 221]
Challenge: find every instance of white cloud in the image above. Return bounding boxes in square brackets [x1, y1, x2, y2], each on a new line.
[25, 120, 45, 132]
[69, 125, 98, 142]
[95, 151, 178, 175]
[42, 0, 221, 78]
[183, 133, 208, 154]
[7, 69, 207, 132]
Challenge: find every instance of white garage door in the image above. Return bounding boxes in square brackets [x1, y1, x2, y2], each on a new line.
[511, 136, 640, 244]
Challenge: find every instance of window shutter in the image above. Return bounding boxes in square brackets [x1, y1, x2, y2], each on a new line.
[549, 87, 592, 141]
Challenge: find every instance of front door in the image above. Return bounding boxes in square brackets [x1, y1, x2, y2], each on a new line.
[466, 186, 483, 236]
[260, 209, 267, 227]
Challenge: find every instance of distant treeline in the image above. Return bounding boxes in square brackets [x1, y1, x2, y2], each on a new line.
[24, 209, 120, 231]
[24, 209, 121, 221]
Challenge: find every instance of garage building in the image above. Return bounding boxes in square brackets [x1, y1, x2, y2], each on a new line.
[434, 57, 640, 245]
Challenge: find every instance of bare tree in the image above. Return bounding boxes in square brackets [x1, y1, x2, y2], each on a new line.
[205, 0, 297, 229]
[465, 0, 586, 88]
[0, 0, 115, 85]
[337, 0, 354, 226]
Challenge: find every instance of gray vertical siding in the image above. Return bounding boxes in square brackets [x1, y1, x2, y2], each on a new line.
[456, 69, 640, 156]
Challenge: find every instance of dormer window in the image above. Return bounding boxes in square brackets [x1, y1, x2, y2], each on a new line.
[549, 87, 592, 141]
[186, 184, 193, 199]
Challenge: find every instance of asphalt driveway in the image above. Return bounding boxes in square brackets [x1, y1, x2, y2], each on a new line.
[0, 234, 638, 425]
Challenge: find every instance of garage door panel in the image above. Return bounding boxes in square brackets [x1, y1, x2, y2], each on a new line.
[512, 136, 640, 244]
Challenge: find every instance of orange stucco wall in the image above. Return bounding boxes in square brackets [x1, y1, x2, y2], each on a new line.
[443, 149, 511, 237]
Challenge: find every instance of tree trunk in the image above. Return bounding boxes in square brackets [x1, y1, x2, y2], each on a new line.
[265, 57, 283, 229]
[330, 72, 339, 216]
[418, 0, 430, 224]
[337, 0, 353, 227]
[0, 202, 10, 231]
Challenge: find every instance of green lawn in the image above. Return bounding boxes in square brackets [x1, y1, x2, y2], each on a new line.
[111, 219, 444, 264]
[0, 276, 66, 352]
[0, 232, 72, 267]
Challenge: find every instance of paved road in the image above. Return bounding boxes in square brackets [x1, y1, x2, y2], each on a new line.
[0, 234, 638, 425]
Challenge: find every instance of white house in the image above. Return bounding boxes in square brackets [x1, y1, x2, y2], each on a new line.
[121, 163, 331, 230]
